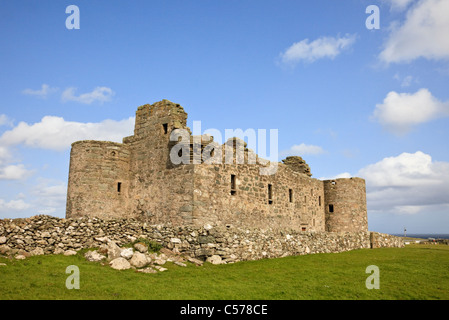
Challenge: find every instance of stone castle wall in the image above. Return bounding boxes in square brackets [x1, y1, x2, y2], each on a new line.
[0, 215, 403, 262]
[66, 101, 197, 225]
[65, 100, 369, 234]
[192, 162, 326, 232]
[123, 102, 195, 225]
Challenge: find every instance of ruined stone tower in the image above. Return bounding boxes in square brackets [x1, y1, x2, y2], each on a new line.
[66, 100, 368, 233]
[323, 178, 368, 232]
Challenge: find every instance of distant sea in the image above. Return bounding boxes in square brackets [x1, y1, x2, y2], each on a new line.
[392, 234, 449, 239]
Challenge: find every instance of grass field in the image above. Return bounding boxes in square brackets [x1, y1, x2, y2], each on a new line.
[1, 244, 448, 300]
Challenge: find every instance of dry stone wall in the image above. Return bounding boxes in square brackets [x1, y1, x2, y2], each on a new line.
[0, 215, 403, 262]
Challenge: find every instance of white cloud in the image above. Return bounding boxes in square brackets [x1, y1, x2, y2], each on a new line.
[22, 84, 115, 104]
[278, 34, 356, 66]
[0, 145, 12, 166]
[0, 199, 32, 212]
[0, 142, 33, 181]
[33, 183, 66, 199]
[62, 86, 115, 104]
[281, 143, 325, 156]
[31, 182, 67, 215]
[319, 151, 449, 216]
[0, 114, 13, 127]
[37, 207, 57, 215]
[0, 115, 135, 151]
[0, 181, 67, 217]
[397, 75, 414, 87]
[372, 88, 449, 135]
[359, 151, 439, 187]
[380, 0, 449, 63]
[358, 151, 449, 214]
[0, 164, 32, 180]
[22, 84, 58, 98]
[383, 0, 415, 11]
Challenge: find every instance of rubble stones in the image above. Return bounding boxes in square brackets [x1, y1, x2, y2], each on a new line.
[84, 250, 106, 262]
[129, 252, 149, 268]
[0, 215, 404, 267]
[109, 257, 131, 270]
[30, 247, 44, 256]
[154, 258, 166, 265]
[154, 266, 167, 272]
[120, 248, 134, 259]
[0, 245, 10, 255]
[107, 241, 122, 261]
[174, 261, 187, 267]
[186, 256, 204, 266]
[206, 255, 222, 265]
[137, 267, 157, 274]
[133, 242, 147, 253]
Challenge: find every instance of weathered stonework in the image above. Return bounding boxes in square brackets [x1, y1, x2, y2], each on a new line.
[324, 178, 368, 232]
[0, 216, 404, 262]
[0, 100, 403, 265]
[66, 100, 368, 234]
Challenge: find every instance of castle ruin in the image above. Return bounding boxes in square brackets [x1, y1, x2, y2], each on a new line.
[66, 100, 368, 233]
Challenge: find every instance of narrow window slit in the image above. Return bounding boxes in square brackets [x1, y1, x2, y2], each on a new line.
[268, 184, 273, 204]
[230, 174, 236, 195]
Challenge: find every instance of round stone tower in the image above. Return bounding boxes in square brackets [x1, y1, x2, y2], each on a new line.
[323, 177, 368, 232]
[66, 140, 130, 219]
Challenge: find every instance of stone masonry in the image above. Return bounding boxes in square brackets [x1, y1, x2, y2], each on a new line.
[0, 101, 404, 266]
[66, 100, 368, 234]
[0, 215, 403, 263]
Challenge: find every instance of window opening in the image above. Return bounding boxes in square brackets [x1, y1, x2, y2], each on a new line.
[268, 184, 273, 204]
[231, 174, 236, 195]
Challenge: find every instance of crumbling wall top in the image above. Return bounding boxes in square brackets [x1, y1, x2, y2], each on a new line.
[281, 156, 312, 177]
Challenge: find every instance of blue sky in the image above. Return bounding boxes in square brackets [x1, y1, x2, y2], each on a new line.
[1, 0, 448, 234]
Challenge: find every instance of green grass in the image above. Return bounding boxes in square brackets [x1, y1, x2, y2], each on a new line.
[1, 245, 448, 300]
